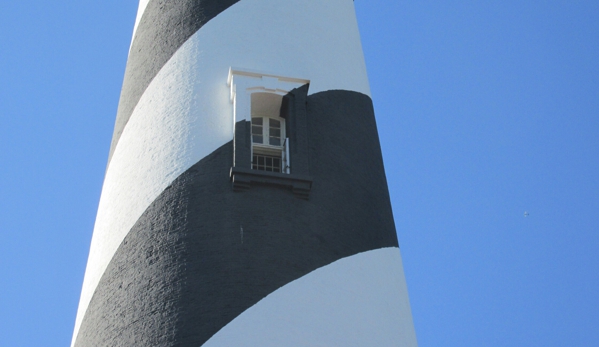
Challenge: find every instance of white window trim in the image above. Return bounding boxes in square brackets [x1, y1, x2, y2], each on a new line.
[252, 116, 285, 148]
[251, 116, 286, 173]
[228, 67, 309, 175]
[228, 67, 310, 123]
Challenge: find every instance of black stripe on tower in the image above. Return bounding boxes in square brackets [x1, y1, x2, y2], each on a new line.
[75, 90, 398, 346]
[107, 0, 241, 164]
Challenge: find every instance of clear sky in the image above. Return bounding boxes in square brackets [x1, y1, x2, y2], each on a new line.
[1, 1, 598, 346]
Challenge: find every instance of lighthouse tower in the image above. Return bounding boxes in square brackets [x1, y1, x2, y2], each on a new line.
[72, 1, 418, 346]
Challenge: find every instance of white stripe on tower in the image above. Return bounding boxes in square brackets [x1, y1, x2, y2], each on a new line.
[73, 0, 372, 343]
[203, 248, 418, 347]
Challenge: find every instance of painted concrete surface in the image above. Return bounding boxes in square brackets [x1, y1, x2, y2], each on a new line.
[112, 0, 240, 162]
[109, 0, 370, 161]
[203, 248, 418, 347]
[72, 36, 234, 345]
[75, 1, 373, 340]
[73, 89, 393, 347]
[75, 87, 402, 343]
[74, 0, 386, 344]
[76, 132, 404, 347]
[186, 0, 371, 97]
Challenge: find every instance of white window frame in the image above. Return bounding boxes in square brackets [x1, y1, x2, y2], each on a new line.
[251, 116, 285, 149]
[251, 115, 286, 173]
[228, 67, 309, 175]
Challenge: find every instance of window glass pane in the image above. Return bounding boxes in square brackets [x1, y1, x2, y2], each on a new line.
[252, 128, 263, 144]
[268, 119, 282, 146]
[270, 128, 281, 137]
[252, 117, 264, 144]
[273, 158, 281, 172]
[252, 153, 282, 173]
[252, 134, 263, 144]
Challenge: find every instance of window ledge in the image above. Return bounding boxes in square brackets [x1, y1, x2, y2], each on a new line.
[230, 167, 313, 200]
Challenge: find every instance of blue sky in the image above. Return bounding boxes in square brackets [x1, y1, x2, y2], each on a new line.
[1, 1, 598, 346]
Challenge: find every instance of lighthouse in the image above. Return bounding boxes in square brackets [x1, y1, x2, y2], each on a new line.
[72, 1, 418, 346]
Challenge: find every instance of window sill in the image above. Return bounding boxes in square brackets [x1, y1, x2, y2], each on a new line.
[230, 167, 312, 200]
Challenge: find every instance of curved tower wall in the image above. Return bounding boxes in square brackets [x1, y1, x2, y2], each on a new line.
[72, 1, 418, 346]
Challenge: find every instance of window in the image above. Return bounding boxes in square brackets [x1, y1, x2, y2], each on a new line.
[252, 117, 283, 172]
[228, 68, 312, 198]
[250, 93, 290, 174]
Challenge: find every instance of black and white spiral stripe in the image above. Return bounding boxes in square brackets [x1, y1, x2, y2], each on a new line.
[72, 1, 417, 346]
